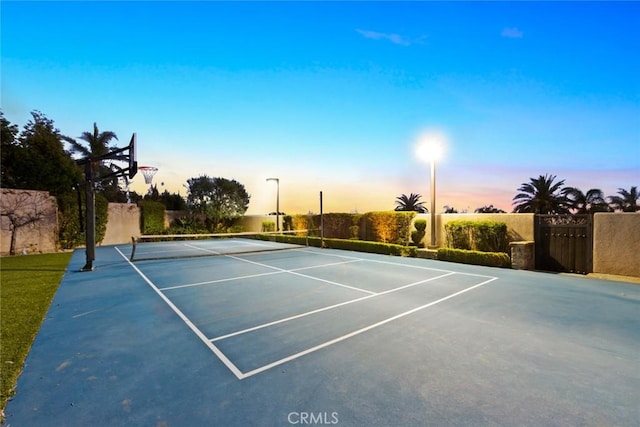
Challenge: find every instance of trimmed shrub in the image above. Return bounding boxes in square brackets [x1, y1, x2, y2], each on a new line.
[321, 213, 362, 239]
[444, 220, 509, 253]
[323, 238, 417, 257]
[437, 248, 511, 268]
[139, 200, 165, 234]
[254, 235, 417, 257]
[283, 215, 293, 231]
[262, 221, 276, 232]
[362, 211, 416, 245]
[411, 219, 427, 247]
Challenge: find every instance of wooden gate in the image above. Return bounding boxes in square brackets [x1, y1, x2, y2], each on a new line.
[535, 215, 592, 274]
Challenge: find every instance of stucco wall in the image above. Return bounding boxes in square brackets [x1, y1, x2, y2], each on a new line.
[236, 215, 275, 232]
[1, 189, 58, 254]
[101, 203, 141, 245]
[593, 213, 640, 277]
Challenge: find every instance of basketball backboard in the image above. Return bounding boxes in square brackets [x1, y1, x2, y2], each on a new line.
[128, 133, 138, 179]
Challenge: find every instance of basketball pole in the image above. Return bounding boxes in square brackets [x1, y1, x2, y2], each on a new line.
[78, 133, 137, 272]
[81, 161, 96, 271]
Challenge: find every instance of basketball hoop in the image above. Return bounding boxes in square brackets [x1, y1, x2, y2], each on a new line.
[138, 166, 158, 185]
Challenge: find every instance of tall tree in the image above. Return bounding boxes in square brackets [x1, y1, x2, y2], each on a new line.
[512, 174, 569, 214]
[9, 111, 82, 197]
[608, 186, 639, 212]
[561, 187, 609, 214]
[394, 193, 427, 213]
[0, 111, 20, 187]
[186, 175, 250, 230]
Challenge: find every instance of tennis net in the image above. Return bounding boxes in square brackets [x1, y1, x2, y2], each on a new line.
[129, 229, 320, 262]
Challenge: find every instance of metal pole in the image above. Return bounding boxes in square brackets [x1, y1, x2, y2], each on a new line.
[81, 161, 96, 271]
[276, 180, 280, 232]
[320, 191, 324, 246]
[430, 158, 437, 248]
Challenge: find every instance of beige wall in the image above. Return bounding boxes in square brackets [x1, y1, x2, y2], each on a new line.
[236, 215, 276, 232]
[593, 213, 640, 277]
[1, 189, 58, 254]
[414, 213, 536, 248]
[101, 203, 141, 245]
[5, 192, 637, 278]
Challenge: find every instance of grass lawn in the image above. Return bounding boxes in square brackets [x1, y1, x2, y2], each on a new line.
[0, 252, 72, 417]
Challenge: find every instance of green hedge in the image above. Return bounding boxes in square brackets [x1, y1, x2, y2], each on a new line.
[444, 220, 508, 253]
[261, 221, 276, 232]
[139, 200, 166, 234]
[321, 213, 362, 239]
[255, 235, 417, 257]
[362, 211, 416, 245]
[437, 248, 511, 268]
[57, 192, 108, 249]
[411, 219, 427, 247]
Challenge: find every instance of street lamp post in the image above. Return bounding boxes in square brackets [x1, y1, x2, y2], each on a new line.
[415, 130, 446, 248]
[266, 178, 280, 231]
[429, 157, 437, 248]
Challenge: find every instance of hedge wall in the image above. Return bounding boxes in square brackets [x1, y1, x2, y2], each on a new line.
[255, 234, 417, 257]
[139, 200, 166, 234]
[444, 220, 509, 253]
[362, 211, 416, 245]
[437, 248, 511, 268]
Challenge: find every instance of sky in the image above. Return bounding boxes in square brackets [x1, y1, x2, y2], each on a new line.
[2, 1, 638, 215]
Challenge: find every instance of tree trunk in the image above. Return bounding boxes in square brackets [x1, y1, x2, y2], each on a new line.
[9, 225, 17, 255]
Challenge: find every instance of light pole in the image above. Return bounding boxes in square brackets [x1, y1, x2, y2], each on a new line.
[416, 130, 445, 248]
[266, 178, 280, 231]
[429, 157, 437, 248]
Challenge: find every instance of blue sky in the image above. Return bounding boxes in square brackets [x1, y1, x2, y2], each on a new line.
[2, 1, 638, 214]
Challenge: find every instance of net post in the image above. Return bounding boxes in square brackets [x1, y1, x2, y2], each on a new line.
[130, 236, 137, 261]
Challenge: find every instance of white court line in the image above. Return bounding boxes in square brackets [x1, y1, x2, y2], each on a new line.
[211, 271, 456, 341]
[159, 270, 283, 291]
[114, 247, 245, 380]
[183, 244, 376, 295]
[117, 244, 498, 380]
[301, 248, 497, 279]
[161, 258, 364, 291]
[239, 276, 498, 379]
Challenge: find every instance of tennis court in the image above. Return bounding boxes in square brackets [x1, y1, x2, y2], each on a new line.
[4, 238, 640, 426]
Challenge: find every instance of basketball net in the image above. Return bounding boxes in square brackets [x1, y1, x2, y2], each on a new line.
[138, 166, 158, 185]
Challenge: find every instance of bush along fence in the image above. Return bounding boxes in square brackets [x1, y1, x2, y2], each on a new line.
[441, 220, 511, 268]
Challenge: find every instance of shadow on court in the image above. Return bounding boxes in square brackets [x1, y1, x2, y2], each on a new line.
[4, 244, 640, 426]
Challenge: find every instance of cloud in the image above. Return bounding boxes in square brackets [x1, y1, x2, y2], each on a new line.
[356, 29, 412, 46]
[501, 27, 524, 39]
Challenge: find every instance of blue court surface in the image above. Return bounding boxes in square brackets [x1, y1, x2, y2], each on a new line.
[4, 240, 640, 426]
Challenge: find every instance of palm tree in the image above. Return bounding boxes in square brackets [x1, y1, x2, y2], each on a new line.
[395, 193, 427, 213]
[608, 186, 639, 212]
[65, 122, 118, 159]
[64, 123, 121, 198]
[512, 174, 569, 214]
[561, 187, 609, 214]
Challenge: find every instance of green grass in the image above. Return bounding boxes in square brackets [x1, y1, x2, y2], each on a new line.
[0, 252, 72, 416]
